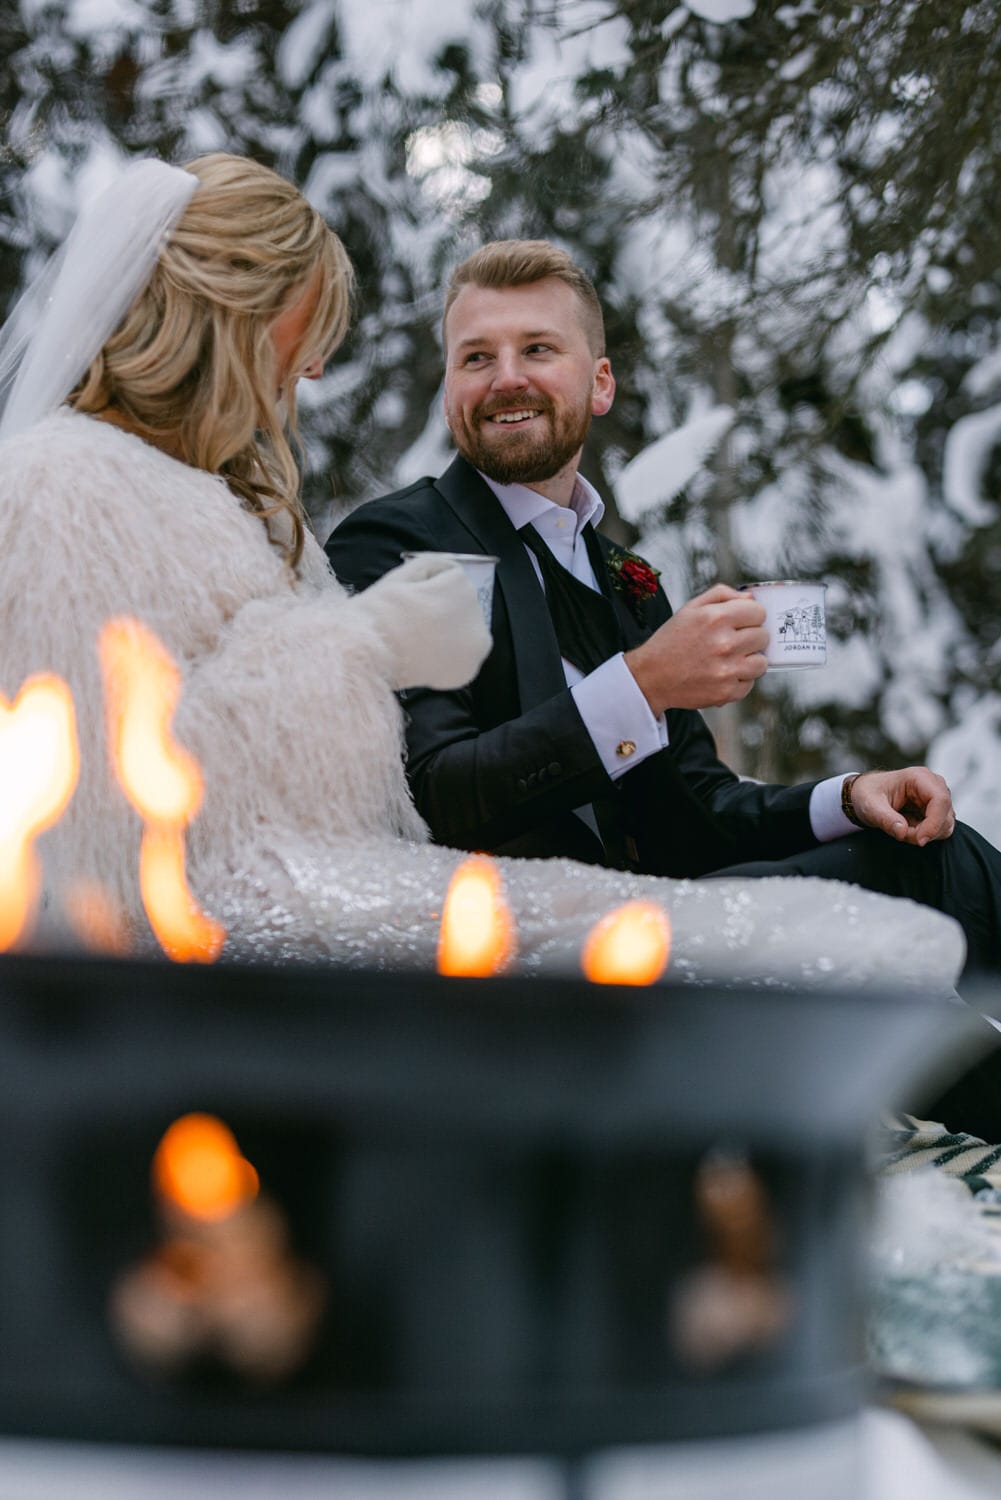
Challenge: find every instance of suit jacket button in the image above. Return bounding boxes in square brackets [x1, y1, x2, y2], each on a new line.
[616, 739, 637, 759]
[516, 778, 527, 794]
[548, 761, 561, 776]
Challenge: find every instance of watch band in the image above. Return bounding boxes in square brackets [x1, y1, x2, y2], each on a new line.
[841, 772, 866, 829]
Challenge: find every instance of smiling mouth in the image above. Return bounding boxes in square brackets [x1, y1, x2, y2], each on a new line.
[484, 409, 542, 425]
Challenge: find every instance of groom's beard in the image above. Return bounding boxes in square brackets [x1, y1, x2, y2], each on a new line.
[449, 391, 593, 486]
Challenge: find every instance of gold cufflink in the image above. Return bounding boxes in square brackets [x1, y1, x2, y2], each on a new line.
[616, 739, 636, 758]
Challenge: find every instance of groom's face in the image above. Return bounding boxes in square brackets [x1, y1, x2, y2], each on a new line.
[443, 278, 614, 489]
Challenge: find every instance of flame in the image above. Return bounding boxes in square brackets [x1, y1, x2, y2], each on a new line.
[581, 901, 671, 985]
[100, 619, 203, 825]
[437, 856, 516, 976]
[0, 675, 79, 950]
[99, 619, 224, 962]
[0, 847, 36, 955]
[139, 826, 225, 963]
[153, 1113, 259, 1223]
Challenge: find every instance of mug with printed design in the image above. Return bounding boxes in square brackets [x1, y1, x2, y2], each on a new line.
[740, 580, 827, 670]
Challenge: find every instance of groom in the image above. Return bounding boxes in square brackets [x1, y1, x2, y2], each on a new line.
[326, 239, 1001, 994]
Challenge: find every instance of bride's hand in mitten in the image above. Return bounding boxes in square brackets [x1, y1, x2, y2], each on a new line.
[357, 553, 491, 690]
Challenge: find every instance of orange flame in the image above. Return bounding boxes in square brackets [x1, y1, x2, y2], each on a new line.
[153, 1113, 259, 1223]
[437, 856, 516, 977]
[581, 901, 671, 985]
[139, 826, 226, 963]
[0, 675, 79, 950]
[99, 619, 224, 963]
[100, 619, 203, 826]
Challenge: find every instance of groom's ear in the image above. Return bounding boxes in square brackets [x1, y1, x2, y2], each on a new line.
[591, 357, 615, 417]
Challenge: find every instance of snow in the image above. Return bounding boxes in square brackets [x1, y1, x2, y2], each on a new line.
[276, 0, 338, 89]
[929, 697, 1001, 848]
[778, 632, 885, 714]
[943, 405, 1001, 526]
[506, 12, 633, 125]
[393, 388, 454, 487]
[304, 152, 363, 209]
[825, 456, 962, 685]
[614, 405, 736, 523]
[661, 9, 690, 41]
[63, 0, 147, 36]
[20, 151, 79, 241]
[963, 348, 1001, 400]
[298, 84, 343, 144]
[335, 0, 488, 94]
[778, 47, 814, 81]
[871, 1171, 1001, 1388]
[684, 0, 756, 20]
[185, 29, 257, 89]
[755, 157, 846, 307]
[405, 122, 501, 212]
[182, 107, 230, 154]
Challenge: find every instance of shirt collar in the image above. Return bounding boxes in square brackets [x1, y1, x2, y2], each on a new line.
[478, 470, 605, 537]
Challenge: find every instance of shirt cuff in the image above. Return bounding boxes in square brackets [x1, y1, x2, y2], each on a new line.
[571, 653, 668, 781]
[810, 773, 861, 841]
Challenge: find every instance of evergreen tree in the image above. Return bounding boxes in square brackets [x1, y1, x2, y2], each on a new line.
[6, 0, 1001, 832]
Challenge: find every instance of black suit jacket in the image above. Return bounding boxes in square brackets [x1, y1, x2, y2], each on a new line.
[326, 455, 819, 877]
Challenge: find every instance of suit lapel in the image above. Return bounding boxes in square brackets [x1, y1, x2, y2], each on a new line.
[434, 458, 567, 710]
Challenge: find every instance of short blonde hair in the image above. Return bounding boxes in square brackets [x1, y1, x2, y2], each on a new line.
[443, 239, 605, 356]
[71, 153, 354, 569]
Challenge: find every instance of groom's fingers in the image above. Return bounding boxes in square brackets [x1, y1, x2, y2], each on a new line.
[625, 584, 769, 713]
[854, 768, 956, 845]
[904, 776, 956, 845]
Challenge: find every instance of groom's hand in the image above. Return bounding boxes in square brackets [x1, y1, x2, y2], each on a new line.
[847, 767, 957, 846]
[625, 583, 769, 713]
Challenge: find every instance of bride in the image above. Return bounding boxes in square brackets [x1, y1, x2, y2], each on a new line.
[0, 153, 964, 993]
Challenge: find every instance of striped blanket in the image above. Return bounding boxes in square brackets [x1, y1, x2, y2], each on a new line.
[880, 1115, 1001, 1197]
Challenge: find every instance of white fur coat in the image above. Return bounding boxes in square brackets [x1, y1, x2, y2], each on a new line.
[0, 408, 427, 946]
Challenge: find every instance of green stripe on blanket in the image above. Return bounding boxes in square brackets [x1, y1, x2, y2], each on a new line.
[878, 1114, 1001, 1196]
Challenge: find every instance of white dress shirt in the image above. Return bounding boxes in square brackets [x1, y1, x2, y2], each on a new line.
[479, 471, 854, 844]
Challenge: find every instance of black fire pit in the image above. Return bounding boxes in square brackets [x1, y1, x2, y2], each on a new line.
[0, 952, 978, 1462]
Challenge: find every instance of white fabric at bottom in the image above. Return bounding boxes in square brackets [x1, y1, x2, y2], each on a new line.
[0, 1412, 994, 1500]
[219, 835, 965, 996]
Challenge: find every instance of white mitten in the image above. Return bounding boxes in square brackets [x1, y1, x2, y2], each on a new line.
[357, 553, 491, 690]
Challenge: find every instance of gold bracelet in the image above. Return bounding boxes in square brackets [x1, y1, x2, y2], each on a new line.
[841, 772, 866, 829]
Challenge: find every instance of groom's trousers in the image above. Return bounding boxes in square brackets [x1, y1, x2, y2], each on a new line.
[715, 820, 1001, 981]
[716, 821, 1001, 1138]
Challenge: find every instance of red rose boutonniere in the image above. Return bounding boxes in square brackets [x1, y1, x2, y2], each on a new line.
[607, 545, 661, 619]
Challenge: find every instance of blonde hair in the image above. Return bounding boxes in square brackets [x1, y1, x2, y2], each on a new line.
[70, 153, 354, 569]
[443, 239, 605, 356]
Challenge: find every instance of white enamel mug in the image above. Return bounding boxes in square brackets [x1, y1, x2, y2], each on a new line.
[402, 551, 499, 626]
[740, 580, 827, 669]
